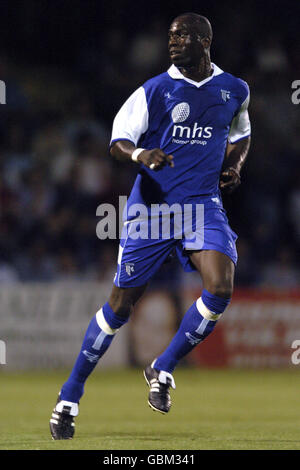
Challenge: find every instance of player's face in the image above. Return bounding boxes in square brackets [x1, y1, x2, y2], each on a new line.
[168, 19, 204, 67]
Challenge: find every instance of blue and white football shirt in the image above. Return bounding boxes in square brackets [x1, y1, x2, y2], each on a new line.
[111, 63, 251, 206]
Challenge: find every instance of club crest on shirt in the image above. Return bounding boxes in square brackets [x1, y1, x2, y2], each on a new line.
[221, 89, 231, 102]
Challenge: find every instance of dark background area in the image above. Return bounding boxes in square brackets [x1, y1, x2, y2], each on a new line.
[0, 0, 299, 288]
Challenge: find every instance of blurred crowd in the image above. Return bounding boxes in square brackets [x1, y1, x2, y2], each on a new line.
[0, 2, 299, 289]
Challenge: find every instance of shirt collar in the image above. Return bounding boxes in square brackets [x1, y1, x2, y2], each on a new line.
[167, 62, 223, 88]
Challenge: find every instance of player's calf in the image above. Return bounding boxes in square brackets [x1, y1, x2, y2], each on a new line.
[49, 301, 131, 439]
[147, 289, 231, 412]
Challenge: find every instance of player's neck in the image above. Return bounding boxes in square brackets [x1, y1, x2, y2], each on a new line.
[179, 54, 212, 83]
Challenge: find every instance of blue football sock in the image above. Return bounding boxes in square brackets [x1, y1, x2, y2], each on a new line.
[60, 302, 128, 403]
[154, 290, 231, 373]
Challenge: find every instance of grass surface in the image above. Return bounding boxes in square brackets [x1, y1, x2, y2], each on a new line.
[0, 368, 300, 450]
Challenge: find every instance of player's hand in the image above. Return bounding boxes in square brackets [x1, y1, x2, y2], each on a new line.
[219, 167, 241, 193]
[137, 148, 174, 170]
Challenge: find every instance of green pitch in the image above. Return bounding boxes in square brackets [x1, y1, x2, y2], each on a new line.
[0, 367, 300, 450]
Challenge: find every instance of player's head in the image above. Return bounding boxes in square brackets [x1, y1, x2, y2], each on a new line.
[168, 13, 213, 67]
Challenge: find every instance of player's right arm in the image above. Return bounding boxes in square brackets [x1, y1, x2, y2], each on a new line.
[109, 87, 174, 170]
[220, 84, 251, 193]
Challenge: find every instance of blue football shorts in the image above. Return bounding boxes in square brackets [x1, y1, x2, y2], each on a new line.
[113, 194, 238, 288]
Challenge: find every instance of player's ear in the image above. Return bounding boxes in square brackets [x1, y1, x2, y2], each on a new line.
[201, 37, 211, 50]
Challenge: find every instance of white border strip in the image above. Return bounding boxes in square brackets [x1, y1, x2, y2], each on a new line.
[95, 308, 118, 335]
[196, 297, 222, 321]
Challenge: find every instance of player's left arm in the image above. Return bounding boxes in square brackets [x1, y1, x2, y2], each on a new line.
[220, 136, 251, 192]
[220, 90, 251, 193]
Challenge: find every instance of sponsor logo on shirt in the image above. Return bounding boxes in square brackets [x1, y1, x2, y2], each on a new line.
[171, 102, 190, 123]
[171, 102, 213, 144]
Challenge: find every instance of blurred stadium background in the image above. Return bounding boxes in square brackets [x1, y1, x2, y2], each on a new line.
[0, 0, 300, 439]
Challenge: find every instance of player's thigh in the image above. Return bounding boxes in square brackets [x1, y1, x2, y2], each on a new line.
[108, 283, 148, 317]
[189, 249, 234, 298]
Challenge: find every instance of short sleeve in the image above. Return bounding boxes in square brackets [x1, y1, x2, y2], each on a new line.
[110, 86, 149, 147]
[228, 91, 251, 144]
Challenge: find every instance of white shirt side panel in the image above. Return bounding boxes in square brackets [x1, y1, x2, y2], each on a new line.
[228, 94, 251, 144]
[110, 86, 149, 146]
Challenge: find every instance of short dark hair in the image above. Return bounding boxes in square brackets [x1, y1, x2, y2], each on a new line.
[173, 13, 213, 40]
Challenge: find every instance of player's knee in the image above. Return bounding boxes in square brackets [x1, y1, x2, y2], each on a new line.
[108, 297, 133, 318]
[200, 287, 232, 317]
[108, 284, 147, 318]
[108, 289, 134, 318]
[205, 281, 233, 299]
[112, 304, 133, 318]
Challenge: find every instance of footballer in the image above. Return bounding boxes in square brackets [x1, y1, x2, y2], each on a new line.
[50, 12, 251, 439]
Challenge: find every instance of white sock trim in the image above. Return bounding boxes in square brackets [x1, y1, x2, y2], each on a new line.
[196, 297, 222, 321]
[95, 308, 118, 335]
[55, 400, 79, 417]
[158, 370, 176, 389]
[151, 359, 176, 389]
